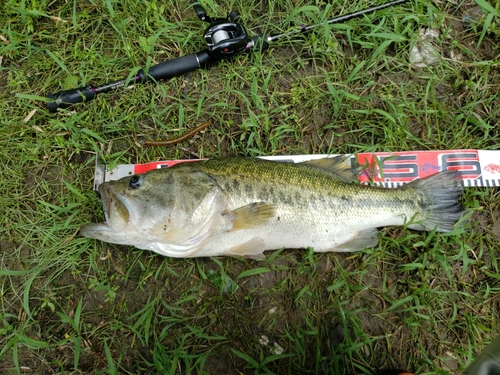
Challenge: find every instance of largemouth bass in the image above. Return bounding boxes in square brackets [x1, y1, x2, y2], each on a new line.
[81, 157, 465, 258]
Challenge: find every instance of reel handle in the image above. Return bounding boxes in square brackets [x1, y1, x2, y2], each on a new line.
[192, 2, 211, 22]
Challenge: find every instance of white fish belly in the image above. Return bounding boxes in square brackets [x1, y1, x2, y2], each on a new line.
[198, 204, 413, 257]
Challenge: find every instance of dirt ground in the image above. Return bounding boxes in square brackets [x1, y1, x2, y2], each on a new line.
[1, 1, 500, 374]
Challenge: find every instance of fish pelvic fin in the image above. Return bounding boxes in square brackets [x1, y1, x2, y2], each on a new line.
[404, 171, 465, 232]
[226, 237, 267, 260]
[300, 155, 361, 182]
[332, 228, 379, 252]
[225, 202, 276, 231]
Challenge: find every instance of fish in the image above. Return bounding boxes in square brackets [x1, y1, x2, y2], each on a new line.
[80, 157, 465, 259]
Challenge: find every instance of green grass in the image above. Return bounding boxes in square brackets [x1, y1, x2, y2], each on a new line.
[1, 0, 500, 373]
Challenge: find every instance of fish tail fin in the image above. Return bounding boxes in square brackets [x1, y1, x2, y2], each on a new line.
[405, 171, 465, 232]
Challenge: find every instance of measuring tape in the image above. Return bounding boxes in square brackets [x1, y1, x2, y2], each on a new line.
[93, 149, 500, 191]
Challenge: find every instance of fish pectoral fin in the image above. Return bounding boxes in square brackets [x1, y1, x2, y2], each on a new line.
[226, 237, 266, 260]
[300, 156, 361, 182]
[225, 202, 276, 231]
[333, 228, 379, 252]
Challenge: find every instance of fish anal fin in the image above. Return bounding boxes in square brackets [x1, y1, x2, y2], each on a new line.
[226, 237, 266, 260]
[301, 156, 361, 182]
[333, 228, 379, 252]
[226, 202, 276, 231]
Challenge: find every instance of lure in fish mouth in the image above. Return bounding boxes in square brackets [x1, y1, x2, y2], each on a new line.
[81, 157, 466, 259]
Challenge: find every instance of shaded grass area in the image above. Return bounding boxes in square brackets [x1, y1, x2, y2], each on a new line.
[1, 0, 500, 373]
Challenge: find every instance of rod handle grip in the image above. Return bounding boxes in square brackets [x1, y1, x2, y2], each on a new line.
[46, 86, 95, 112]
[140, 51, 212, 82]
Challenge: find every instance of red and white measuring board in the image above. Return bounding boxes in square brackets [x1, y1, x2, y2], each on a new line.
[93, 149, 500, 191]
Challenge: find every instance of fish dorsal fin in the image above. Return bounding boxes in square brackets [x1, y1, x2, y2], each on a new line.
[300, 156, 361, 182]
[225, 202, 276, 231]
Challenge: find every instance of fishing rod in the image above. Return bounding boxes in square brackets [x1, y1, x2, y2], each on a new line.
[46, 0, 409, 112]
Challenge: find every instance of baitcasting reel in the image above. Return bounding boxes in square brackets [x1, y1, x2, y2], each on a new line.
[193, 3, 251, 59]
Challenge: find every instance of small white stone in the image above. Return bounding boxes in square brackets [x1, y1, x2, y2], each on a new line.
[410, 29, 441, 68]
[273, 342, 284, 355]
[259, 335, 269, 346]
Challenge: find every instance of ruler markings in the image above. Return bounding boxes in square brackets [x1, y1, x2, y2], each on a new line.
[94, 149, 500, 190]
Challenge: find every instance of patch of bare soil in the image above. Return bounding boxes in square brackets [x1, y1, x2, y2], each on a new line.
[2, 3, 499, 374]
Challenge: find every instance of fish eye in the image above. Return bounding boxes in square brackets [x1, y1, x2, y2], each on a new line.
[129, 175, 143, 189]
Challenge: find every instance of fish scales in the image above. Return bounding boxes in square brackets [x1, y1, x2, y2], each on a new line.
[81, 157, 465, 258]
[197, 158, 422, 222]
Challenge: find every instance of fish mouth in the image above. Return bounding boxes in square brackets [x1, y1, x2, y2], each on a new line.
[98, 183, 131, 232]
